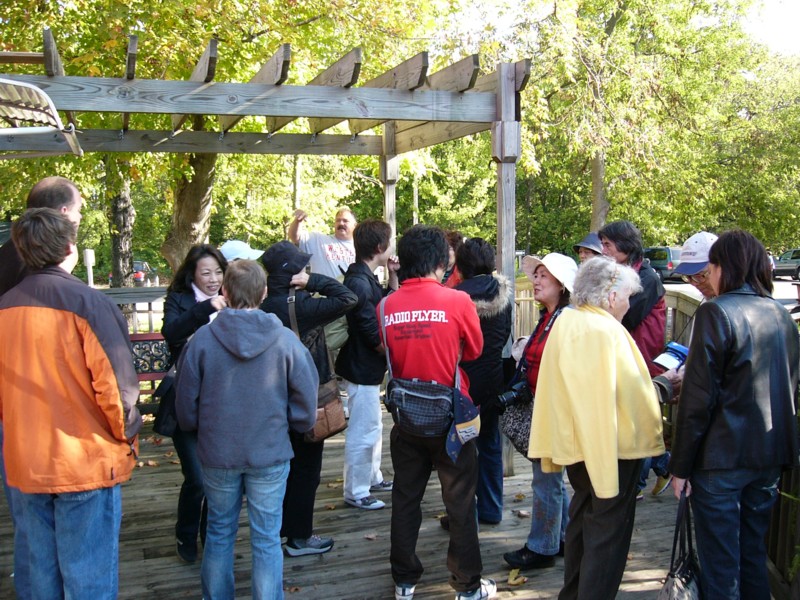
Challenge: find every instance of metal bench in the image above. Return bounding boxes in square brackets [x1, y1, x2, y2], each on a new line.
[130, 332, 171, 414]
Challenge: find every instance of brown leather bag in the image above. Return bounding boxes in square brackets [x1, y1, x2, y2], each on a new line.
[288, 289, 348, 443]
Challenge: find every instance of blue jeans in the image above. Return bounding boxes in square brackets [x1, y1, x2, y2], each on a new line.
[19, 485, 121, 600]
[172, 426, 207, 546]
[526, 460, 569, 555]
[690, 467, 780, 600]
[201, 462, 290, 600]
[1, 425, 31, 600]
[475, 406, 503, 523]
[638, 451, 670, 491]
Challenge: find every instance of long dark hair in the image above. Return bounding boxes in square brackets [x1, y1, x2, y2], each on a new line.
[168, 244, 228, 294]
[708, 230, 772, 297]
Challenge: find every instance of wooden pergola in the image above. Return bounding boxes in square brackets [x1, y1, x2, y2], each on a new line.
[0, 27, 529, 283]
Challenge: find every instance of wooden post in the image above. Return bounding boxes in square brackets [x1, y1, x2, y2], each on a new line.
[381, 121, 399, 250]
[492, 62, 521, 476]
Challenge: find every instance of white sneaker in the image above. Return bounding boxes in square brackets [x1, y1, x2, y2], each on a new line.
[455, 578, 497, 599]
[344, 495, 385, 510]
[395, 583, 416, 600]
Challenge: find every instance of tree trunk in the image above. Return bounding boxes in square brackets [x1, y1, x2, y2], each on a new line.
[107, 155, 135, 288]
[590, 149, 609, 231]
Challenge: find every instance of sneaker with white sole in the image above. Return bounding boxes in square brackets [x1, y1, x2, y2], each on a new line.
[284, 534, 334, 557]
[455, 578, 497, 599]
[651, 474, 673, 496]
[344, 495, 385, 510]
[370, 480, 393, 492]
[395, 583, 416, 600]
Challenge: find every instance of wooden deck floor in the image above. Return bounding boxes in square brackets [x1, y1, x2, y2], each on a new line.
[0, 412, 679, 599]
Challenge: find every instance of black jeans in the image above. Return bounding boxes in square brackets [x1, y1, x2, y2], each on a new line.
[281, 431, 325, 540]
[389, 426, 482, 593]
[172, 426, 207, 546]
[560, 459, 643, 600]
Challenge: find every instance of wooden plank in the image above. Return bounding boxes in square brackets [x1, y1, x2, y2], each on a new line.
[0, 74, 497, 123]
[0, 52, 45, 65]
[42, 27, 76, 127]
[171, 38, 218, 131]
[219, 43, 291, 133]
[472, 58, 532, 93]
[285, 47, 363, 135]
[395, 121, 490, 154]
[0, 128, 384, 155]
[122, 35, 138, 131]
[348, 52, 429, 135]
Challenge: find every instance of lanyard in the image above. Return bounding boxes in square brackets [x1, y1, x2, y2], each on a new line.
[518, 306, 564, 376]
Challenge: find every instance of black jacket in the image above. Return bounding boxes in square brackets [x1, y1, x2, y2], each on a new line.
[456, 274, 513, 406]
[335, 261, 391, 385]
[669, 285, 800, 477]
[261, 273, 357, 382]
[0, 241, 26, 297]
[162, 291, 219, 364]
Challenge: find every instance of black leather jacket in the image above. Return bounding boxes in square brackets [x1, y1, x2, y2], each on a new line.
[669, 285, 800, 477]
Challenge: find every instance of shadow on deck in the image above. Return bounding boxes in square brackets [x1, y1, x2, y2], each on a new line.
[0, 411, 678, 599]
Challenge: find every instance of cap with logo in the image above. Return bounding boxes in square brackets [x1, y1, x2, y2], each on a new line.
[673, 232, 718, 276]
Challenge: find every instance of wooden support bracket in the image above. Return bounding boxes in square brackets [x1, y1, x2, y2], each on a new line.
[122, 35, 138, 132]
[171, 38, 218, 132]
[42, 27, 76, 127]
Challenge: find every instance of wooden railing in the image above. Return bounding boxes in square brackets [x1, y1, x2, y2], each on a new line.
[102, 286, 167, 333]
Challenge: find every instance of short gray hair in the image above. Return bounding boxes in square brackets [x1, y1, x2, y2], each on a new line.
[572, 256, 642, 309]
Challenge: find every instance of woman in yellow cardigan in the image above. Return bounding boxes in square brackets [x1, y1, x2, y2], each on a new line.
[528, 256, 665, 600]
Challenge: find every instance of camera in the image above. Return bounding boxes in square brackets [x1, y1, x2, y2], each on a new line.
[496, 380, 532, 413]
[653, 341, 689, 371]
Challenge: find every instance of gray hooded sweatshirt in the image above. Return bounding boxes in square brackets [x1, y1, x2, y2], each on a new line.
[175, 308, 318, 469]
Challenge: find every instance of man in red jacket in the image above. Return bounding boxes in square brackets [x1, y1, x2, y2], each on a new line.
[380, 225, 495, 600]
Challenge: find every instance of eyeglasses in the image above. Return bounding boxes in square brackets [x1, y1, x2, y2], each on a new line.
[681, 269, 709, 284]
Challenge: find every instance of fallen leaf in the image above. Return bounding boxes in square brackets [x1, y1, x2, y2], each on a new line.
[146, 460, 159, 467]
[513, 493, 526, 503]
[170, 460, 181, 465]
[137, 461, 145, 468]
[286, 586, 301, 593]
[364, 532, 378, 540]
[163, 451, 174, 457]
[325, 504, 337, 510]
[326, 482, 341, 489]
[508, 568, 528, 586]
[435, 512, 446, 519]
[513, 509, 531, 518]
[153, 437, 163, 446]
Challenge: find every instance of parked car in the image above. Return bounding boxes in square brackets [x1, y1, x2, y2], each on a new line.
[644, 247, 683, 281]
[773, 248, 800, 280]
[108, 260, 160, 287]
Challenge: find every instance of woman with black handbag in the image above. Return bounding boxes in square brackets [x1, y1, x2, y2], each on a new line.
[669, 230, 800, 599]
[260, 241, 357, 557]
[502, 253, 577, 571]
[161, 244, 230, 564]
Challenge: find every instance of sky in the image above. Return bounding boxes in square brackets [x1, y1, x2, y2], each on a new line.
[743, 0, 800, 55]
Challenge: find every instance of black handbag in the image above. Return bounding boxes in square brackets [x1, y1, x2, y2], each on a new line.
[152, 366, 178, 437]
[657, 485, 702, 599]
[379, 298, 461, 437]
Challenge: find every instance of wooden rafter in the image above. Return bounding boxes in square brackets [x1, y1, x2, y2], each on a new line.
[348, 52, 429, 135]
[275, 47, 362, 134]
[219, 43, 291, 133]
[0, 52, 45, 65]
[171, 38, 217, 132]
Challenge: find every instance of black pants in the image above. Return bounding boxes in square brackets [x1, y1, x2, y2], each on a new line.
[560, 459, 644, 600]
[172, 426, 207, 546]
[281, 431, 324, 540]
[389, 426, 482, 593]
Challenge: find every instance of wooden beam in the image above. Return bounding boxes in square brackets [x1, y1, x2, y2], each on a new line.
[171, 38, 217, 131]
[122, 35, 138, 132]
[220, 43, 291, 133]
[0, 75, 497, 123]
[0, 52, 45, 65]
[0, 128, 384, 155]
[280, 47, 362, 134]
[42, 27, 75, 127]
[394, 55, 481, 134]
[348, 52, 429, 135]
[395, 121, 490, 154]
[472, 59, 531, 93]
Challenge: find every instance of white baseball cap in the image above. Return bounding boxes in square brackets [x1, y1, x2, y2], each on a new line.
[522, 253, 578, 293]
[673, 232, 718, 276]
[219, 240, 264, 262]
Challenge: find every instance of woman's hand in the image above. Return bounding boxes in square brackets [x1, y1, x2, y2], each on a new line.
[291, 271, 310, 290]
[210, 295, 227, 311]
[671, 476, 691, 499]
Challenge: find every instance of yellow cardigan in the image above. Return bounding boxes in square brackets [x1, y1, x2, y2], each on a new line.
[528, 305, 665, 498]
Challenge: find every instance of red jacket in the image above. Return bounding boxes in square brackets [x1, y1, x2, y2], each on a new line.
[378, 278, 483, 398]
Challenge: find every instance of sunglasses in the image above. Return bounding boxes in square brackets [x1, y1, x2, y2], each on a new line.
[680, 269, 709, 284]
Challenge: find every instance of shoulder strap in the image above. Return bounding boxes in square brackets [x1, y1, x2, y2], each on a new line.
[287, 288, 300, 338]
